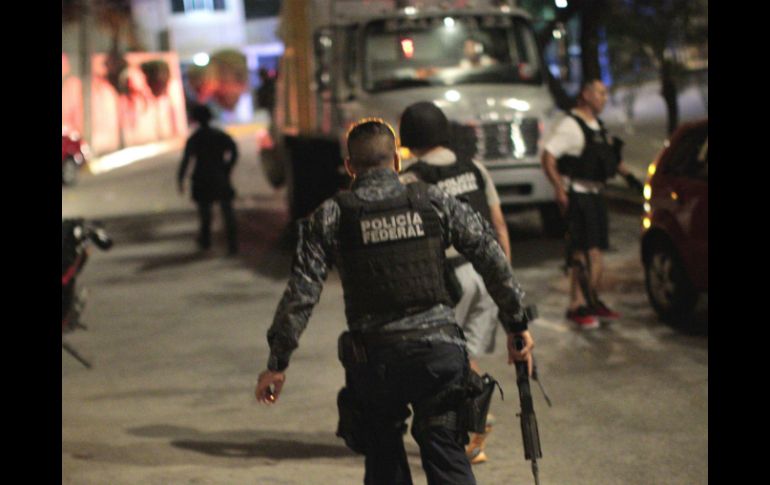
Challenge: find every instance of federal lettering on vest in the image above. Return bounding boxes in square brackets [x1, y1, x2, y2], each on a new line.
[437, 172, 479, 196]
[361, 211, 425, 244]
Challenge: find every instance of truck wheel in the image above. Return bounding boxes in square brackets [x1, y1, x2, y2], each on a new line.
[539, 203, 566, 238]
[644, 238, 698, 325]
[62, 157, 79, 186]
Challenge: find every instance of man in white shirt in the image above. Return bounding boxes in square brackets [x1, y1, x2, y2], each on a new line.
[541, 79, 635, 329]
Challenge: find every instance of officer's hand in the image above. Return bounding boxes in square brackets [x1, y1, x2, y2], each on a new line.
[507, 331, 535, 376]
[256, 369, 286, 405]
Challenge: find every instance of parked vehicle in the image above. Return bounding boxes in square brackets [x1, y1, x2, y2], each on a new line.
[62, 218, 113, 368]
[62, 126, 90, 186]
[263, 0, 561, 233]
[641, 119, 708, 324]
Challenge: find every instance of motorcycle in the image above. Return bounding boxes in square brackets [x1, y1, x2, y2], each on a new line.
[62, 218, 113, 368]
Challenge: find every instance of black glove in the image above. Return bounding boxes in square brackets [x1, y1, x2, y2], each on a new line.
[624, 173, 644, 194]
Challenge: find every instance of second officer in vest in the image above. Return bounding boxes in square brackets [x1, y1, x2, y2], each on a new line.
[398, 101, 511, 465]
[256, 119, 535, 485]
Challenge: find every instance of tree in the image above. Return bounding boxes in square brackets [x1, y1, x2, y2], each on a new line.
[606, 0, 708, 135]
[524, 0, 608, 109]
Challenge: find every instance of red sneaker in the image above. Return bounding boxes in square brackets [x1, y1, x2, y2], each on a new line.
[593, 300, 621, 320]
[566, 306, 599, 329]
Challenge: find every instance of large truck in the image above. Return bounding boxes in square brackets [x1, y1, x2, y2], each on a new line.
[262, 0, 564, 235]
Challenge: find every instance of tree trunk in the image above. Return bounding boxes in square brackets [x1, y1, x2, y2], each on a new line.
[580, 6, 602, 82]
[660, 59, 679, 135]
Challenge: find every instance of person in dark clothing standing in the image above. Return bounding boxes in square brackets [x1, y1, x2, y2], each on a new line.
[256, 67, 276, 114]
[255, 119, 535, 485]
[177, 104, 239, 255]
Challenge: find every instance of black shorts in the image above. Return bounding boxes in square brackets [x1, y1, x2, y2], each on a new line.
[566, 191, 609, 251]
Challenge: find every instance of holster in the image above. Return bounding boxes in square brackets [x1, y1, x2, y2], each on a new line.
[338, 331, 368, 368]
[460, 371, 504, 434]
[335, 386, 367, 455]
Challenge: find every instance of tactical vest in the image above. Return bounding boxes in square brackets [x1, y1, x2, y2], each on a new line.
[556, 113, 619, 183]
[405, 155, 492, 223]
[335, 182, 452, 324]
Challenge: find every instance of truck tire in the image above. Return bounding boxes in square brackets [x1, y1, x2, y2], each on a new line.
[285, 137, 347, 220]
[539, 203, 566, 238]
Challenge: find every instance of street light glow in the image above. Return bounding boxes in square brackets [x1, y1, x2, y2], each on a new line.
[555, 0, 568, 8]
[193, 53, 210, 66]
[444, 17, 455, 28]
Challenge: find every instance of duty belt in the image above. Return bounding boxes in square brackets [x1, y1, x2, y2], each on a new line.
[339, 324, 464, 367]
[361, 323, 462, 347]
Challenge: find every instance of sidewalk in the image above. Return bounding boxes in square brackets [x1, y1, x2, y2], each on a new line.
[86, 111, 271, 176]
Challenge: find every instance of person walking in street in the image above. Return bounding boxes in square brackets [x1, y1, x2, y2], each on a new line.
[541, 79, 637, 329]
[177, 104, 239, 255]
[398, 101, 510, 465]
[255, 119, 535, 485]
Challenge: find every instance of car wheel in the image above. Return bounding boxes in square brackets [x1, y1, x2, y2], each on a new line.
[539, 202, 567, 238]
[62, 157, 79, 186]
[644, 238, 698, 324]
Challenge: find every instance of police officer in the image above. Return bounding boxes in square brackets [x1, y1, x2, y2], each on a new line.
[177, 104, 239, 255]
[541, 79, 638, 328]
[255, 119, 535, 485]
[398, 101, 509, 465]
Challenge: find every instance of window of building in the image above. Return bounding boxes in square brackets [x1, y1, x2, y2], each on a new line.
[171, 0, 227, 14]
[243, 0, 281, 19]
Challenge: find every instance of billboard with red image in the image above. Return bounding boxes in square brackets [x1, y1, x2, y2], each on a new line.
[62, 51, 188, 156]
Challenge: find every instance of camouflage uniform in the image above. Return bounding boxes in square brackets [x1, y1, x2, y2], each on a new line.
[264, 166, 531, 484]
[266, 167, 529, 372]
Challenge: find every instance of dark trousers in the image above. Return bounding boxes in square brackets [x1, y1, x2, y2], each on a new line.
[566, 190, 609, 251]
[347, 339, 475, 485]
[196, 199, 237, 252]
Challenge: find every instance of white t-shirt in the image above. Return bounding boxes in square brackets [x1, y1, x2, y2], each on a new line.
[543, 110, 605, 194]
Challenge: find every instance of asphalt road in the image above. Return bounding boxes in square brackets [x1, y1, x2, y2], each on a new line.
[62, 133, 707, 484]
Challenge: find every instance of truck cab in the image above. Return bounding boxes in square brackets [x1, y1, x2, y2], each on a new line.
[264, 0, 561, 233]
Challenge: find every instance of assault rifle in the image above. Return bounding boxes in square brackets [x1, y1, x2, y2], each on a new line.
[514, 334, 552, 485]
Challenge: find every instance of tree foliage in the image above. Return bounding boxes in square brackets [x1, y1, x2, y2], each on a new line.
[605, 0, 708, 133]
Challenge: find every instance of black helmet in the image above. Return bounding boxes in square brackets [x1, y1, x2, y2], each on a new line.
[399, 101, 450, 150]
[191, 104, 212, 124]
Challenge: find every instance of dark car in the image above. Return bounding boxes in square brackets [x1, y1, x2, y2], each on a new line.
[641, 119, 708, 324]
[62, 127, 90, 186]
